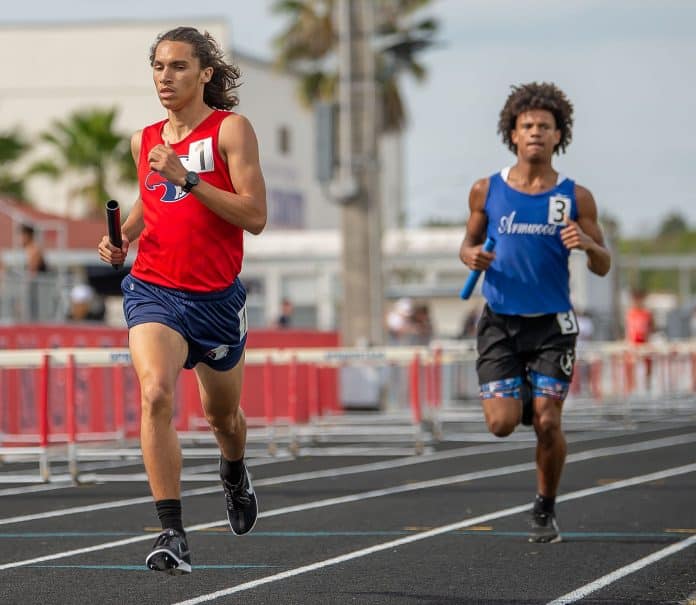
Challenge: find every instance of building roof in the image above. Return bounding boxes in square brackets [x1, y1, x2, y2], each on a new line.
[0, 197, 124, 253]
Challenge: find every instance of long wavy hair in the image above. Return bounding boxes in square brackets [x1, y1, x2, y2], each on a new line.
[150, 26, 241, 109]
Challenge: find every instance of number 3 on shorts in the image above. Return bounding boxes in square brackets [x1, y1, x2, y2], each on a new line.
[556, 310, 579, 335]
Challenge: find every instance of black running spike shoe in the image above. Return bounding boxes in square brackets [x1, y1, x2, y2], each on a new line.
[528, 509, 562, 543]
[145, 528, 192, 575]
[220, 458, 258, 536]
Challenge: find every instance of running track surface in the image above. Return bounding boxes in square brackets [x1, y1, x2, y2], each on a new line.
[1, 417, 695, 604]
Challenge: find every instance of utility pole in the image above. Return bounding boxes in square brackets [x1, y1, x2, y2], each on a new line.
[333, 0, 384, 346]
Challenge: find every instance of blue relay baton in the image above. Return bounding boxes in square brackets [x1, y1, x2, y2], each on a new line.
[460, 236, 496, 299]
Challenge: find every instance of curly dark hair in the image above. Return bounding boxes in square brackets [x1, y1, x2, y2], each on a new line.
[497, 82, 574, 155]
[150, 27, 241, 110]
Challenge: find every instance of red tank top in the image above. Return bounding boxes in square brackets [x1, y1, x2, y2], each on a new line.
[131, 110, 243, 292]
[626, 307, 652, 344]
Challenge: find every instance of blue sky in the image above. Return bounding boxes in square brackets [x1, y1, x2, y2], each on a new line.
[3, 0, 695, 237]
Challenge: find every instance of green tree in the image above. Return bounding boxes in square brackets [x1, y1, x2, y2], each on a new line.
[657, 212, 689, 238]
[0, 129, 31, 200]
[272, 0, 438, 131]
[28, 108, 135, 216]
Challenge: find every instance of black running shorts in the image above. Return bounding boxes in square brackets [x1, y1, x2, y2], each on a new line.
[476, 305, 578, 385]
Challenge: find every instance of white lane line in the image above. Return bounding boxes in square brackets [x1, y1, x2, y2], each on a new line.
[0, 448, 693, 574]
[0, 459, 538, 571]
[0, 483, 74, 497]
[172, 504, 531, 605]
[0, 424, 681, 496]
[0, 494, 156, 527]
[170, 462, 696, 605]
[546, 534, 696, 605]
[68, 441, 515, 483]
[0, 441, 531, 526]
[0, 458, 287, 493]
[1, 431, 694, 527]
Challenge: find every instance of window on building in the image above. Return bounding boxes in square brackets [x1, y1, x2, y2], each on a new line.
[268, 189, 304, 229]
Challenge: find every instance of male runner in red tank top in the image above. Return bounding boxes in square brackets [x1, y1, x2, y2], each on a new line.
[98, 26, 266, 575]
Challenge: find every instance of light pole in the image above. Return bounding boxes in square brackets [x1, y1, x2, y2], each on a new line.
[333, 0, 384, 346]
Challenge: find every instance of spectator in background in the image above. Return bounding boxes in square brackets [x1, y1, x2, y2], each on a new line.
[19, 224, 48, 274]
[66, 283, 105, 322]
[276, 297, 294, 328]
[625, 287, 655, 393]
[386, 299, 433, 345]
[410, 303, 433, 345]
[386, 297, 414, 344]
[19, 223, 48, 320]
[625, 288, 654, 344]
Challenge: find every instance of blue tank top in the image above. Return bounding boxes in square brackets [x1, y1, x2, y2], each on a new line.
[482, 169, 577, 315]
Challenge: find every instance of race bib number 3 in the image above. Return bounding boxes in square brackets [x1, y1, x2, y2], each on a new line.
[556, 310, 579, 335]
[548, 194, 571, 225]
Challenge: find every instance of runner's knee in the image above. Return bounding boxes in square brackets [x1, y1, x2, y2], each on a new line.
[534, 411, 560, 438]
[480, 377, 523, 436]
[485, 415, 517, 437]
[206, 404, 244, 435]
[140, 380, 176, 419]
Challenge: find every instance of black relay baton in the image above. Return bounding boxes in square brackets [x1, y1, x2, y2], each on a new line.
[105, 199, 123, 270]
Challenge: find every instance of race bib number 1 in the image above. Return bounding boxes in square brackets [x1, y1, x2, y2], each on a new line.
[556, 310, 579, 335]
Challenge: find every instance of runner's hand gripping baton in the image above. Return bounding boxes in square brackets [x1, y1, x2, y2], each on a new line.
[459, 236, 496, 299]
[106, 199, 122, 270]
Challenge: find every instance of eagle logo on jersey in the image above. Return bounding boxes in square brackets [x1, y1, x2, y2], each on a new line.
[144, 137, 215, 203]
[145, 169, 188, 203]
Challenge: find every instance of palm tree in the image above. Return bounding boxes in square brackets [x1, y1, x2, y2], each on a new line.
[272, 0, 438, 131]
[0, 129, 31, 200]
[28, 108, 136, 216]
[273, 1, 438, 345]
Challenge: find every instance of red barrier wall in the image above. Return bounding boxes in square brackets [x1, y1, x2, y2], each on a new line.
[0, 325, 340, 443]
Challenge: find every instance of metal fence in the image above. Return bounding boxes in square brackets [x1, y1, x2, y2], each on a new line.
[0, 270, 71, 323]
[1, 341, 695, 483]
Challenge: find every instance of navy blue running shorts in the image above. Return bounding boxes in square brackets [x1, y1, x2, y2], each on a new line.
[121, 274, 248, 371]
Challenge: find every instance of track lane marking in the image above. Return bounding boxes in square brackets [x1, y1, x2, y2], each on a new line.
[0, 441, 537, 525]
[546, 534, 696, 604]
[170, 463, 696, 604]
[0, 445, 693, 574]
[1, 430, 694, 527]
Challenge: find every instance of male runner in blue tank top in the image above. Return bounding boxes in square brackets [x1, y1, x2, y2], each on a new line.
[459, 82, 611, 543]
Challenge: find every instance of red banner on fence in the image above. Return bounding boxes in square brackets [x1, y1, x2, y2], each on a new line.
[0, 325, 339, 444]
